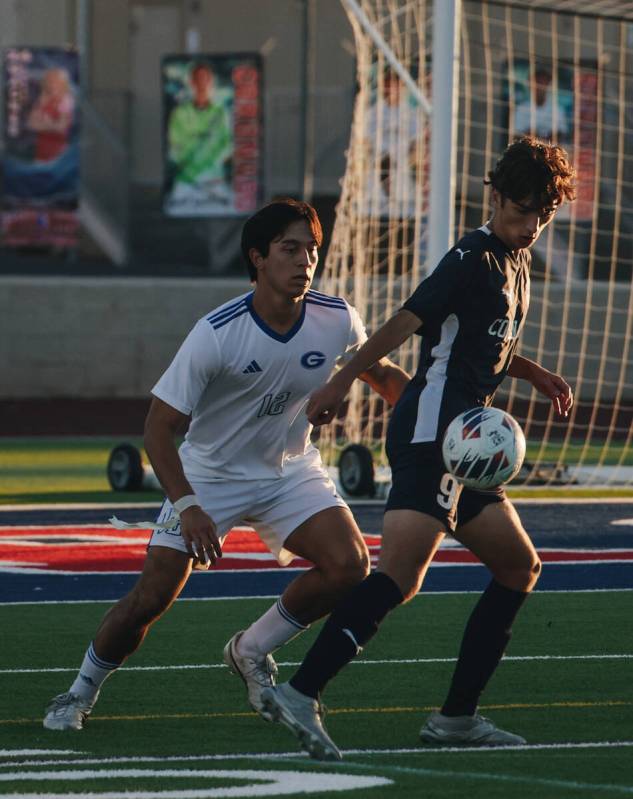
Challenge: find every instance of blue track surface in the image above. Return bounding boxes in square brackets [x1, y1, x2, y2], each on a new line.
[1, 501, 632, 602]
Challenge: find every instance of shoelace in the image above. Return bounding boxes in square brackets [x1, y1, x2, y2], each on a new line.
[316, 698, 328, 720]
[51, 693, 75, 707]
[48, 693, 87, 714]
[244, 655, 277, 685]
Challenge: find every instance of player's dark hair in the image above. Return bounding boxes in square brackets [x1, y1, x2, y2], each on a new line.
[241, 198, 323, 281]
[485, 135, 576, 209]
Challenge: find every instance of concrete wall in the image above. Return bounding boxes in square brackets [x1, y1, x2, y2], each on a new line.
[1, 276, 631, 401]
[0, 276, 247, 398]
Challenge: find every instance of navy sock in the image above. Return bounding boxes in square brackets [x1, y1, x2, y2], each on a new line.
[441, 578, 528, 717]
[290, 571, 404, 699]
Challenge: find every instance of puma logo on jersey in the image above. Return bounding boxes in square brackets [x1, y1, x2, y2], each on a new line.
[242, 360, 262, 374]
[455, 248, 471, 261]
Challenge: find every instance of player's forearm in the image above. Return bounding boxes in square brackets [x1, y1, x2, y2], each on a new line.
[360, 361, 410, 405]
[144, 423, 195, 506]
[334, 310, 421, 392]
[507, 354, 540, 381]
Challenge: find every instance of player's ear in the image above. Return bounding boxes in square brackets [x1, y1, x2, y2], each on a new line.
[249, 247, 265, 271]
[491, 188, 504, 208]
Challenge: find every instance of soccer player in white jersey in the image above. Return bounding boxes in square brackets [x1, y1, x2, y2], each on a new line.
[43, 198, 409, 732]
[262, 138, 577, 760]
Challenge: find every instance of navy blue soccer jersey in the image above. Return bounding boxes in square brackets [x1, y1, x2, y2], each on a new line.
[392, 224, 530, 445]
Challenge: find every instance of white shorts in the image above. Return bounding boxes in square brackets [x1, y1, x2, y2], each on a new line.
[149, 459, 348, 566]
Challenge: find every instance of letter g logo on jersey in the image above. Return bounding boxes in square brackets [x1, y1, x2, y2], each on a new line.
[301, 351, 326, 369]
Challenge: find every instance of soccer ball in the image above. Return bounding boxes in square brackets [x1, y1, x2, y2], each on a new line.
[442, 407, 526, 489]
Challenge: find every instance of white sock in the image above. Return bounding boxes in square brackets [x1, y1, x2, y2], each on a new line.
[68, 642, 121, 703]
[237, 598, 308, 659]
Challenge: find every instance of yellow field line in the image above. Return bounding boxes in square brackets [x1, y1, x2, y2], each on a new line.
[3, 699, 631, 726]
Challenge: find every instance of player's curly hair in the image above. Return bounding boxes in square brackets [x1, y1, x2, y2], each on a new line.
[241, 198, 323, 281]
[485, 136, 576, 209]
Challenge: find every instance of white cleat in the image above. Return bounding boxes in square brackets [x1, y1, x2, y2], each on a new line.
[43, 692, 96, 731]
[261, 683, 342, 761]
[223, 631, 278, 721]
[420, 711, 526, 746]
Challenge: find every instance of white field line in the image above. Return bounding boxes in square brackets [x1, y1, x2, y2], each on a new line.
[0, 752, 633, 799]
[2, 652, 632, 675]
[1, 744, 633, 798]
[3, 497, 633, 514]
[340, 757, 633, 796]
[2, 741, 633, 768]
[0, 503, 160, 511]
[2, 586, 633, 606]
[0, 750, 83, 757]
[3, 557, 633, 577]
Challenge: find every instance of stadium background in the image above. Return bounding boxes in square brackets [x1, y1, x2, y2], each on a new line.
[0, 0, 631, 461]
[1, 3, 632, 796]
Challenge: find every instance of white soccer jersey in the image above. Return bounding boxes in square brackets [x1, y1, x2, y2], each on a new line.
[152, 289, 367, 481]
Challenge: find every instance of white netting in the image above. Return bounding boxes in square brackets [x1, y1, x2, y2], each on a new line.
[317, 0, 633, 487]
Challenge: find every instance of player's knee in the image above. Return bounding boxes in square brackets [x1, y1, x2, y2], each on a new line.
[327, 547, 370, 592]
[399, 579, 423, 604]
[495, 555, 541, 592]
[527, 555, 542, 588]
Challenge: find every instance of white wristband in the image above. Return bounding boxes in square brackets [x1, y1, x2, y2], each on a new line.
[173, 494, 200, 514]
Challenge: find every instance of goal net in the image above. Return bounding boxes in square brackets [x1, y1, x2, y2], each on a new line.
[317, 0, 633, 488]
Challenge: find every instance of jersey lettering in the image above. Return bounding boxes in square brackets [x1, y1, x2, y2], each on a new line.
[257, 391, 291, 418]
[488, 317, 519, 340]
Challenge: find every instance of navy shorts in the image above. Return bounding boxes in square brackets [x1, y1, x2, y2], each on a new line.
[385, 438, 506, 532]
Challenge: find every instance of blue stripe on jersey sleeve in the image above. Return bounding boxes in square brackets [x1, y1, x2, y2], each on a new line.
[306, 289, 347, 307]
[211, 306, 250, 330]
[305, 297, 348, 310]
[206, 295, 250, 324]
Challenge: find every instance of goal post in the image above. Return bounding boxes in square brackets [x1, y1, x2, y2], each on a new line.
[317, 0, 633, 488]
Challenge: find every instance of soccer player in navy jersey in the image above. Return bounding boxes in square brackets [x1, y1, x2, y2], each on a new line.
[262, 137, 577, 760]
[43, 199, 410, 732]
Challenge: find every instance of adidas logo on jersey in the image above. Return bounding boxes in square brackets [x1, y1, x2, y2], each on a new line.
[242, 360, 263, 374]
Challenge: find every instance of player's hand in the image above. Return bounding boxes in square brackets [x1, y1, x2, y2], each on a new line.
[529, 365, 573, 418]
[306, 381, 348, 426]
[179, 506, 222, 569]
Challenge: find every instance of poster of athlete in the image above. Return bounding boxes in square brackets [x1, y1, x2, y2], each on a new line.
[503, 58, 597, 222]
[1, 47, 80, 248]
[162, 53, 262, 217]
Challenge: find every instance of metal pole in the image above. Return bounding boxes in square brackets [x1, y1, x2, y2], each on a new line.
[302, 0, 316, 201]
[428, 0, 461, 271]
[298, 0, 308, 198]
[77, 0, 90, 96]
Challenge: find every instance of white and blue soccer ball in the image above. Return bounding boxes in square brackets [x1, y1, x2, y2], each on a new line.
[442, 407, 526, 489]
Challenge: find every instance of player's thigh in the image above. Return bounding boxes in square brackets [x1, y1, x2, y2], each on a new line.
[251, 458, 355, 568]
[377, 510, 445, 602]
[283, 504, 368, 575]
[382, 441, 461, 599]
[455, 495, 541, 591]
